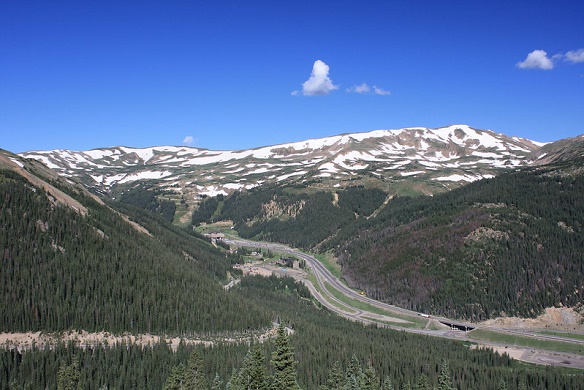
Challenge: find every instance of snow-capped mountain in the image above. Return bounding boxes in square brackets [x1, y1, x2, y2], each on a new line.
[20, 125, 545, 202]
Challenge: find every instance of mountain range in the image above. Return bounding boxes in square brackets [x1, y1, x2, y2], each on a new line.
[3, 124, 584, 388]
[20, 125, 549, 206]
[12, 124, 584, 321]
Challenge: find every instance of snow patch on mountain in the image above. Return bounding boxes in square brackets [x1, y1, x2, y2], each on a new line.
[19, 125, 546, 201]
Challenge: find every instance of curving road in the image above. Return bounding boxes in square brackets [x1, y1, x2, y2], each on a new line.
[225, 238, 584, 369]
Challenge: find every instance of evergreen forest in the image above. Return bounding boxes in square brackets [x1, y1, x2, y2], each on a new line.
[1, 151, 584, 389]
[3, 275, 584, 389]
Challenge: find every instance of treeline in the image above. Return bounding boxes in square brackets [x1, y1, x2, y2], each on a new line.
[194, 185, 387, 249]
[3, 275, 583, 389]
[117, 184, 176, 222]
[191, 194, 224, 225]
[0, 169, 271, 333]
[331, 166, 584, 320]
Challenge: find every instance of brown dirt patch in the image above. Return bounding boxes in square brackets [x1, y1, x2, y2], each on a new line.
[480, 307, 584, 332]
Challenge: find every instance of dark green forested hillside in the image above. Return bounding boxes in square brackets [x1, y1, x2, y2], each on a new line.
[192, 157, 584, 321]
[330, 162, 584, 320]
[0, 168, 270, 333]
[4, 275, 584, 389]
[116, 183, 177, 223]
[196, 185, 387, 249]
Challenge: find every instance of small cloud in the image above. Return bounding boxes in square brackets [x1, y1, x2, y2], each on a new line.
[564, 48, 584, 64]
[290, 90, 300, 96]
[347, 83, 371, 94]
[183, 136, 195, 145]
[373, 86, 391, 96]
[517, 49, 554, 70]
[298, 60, 339, 96]
[347, 83, 390, 96]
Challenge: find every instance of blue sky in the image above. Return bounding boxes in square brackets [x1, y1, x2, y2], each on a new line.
[1, 0, 583, 153]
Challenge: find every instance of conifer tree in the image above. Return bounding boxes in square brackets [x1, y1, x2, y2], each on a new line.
[400, 381, 412, 390]
[57, 359, 81, 390]
[238, 344, 268, 390]
[271, 324, 300, 390]
[414, 374, 430, 390]
[162, 364, 186, 390]
[436, 362, 454, 390]
[163, 350, 209, 390]
[362, 362, 379, 390]
[345, 355, 364, 389]
[184, 350, 209, 389]
[249, 344, 269, 390]
[211, 373, 224, 390]
[227, 368, 241, 390]
[344, 375, 361, 390]
[327, 361, 344, 390]
[381, 376, 394, 390]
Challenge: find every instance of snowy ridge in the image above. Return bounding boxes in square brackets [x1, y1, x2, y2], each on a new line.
[20, 125, 545, 198]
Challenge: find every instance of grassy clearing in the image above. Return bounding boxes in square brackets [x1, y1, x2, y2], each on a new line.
[426, 320, 445, 331]
[194, 221, 235, 235]
[361, 317, 420, 328]
[537, 331, 584, 341]
[468, 329, 584, 356]
[320, 281, 426, 328]
[172, 206, 193, 228]
[313, 252, 342, 279]
[306, 273, 357, 314]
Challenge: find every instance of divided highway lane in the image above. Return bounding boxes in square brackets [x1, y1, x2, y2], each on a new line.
[226, 238, 454, 326]
[224, 238, 584, 369]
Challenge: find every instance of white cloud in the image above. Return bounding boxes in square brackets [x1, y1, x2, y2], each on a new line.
[347, 83, 371, 94]
[299, 60, 339, 96]
[347, 83, 390, 96]
[373, 86, 391, 96]
[517, 50, 554, 70]
[183, 136, 194, 145]
[564, 48, 584, 63]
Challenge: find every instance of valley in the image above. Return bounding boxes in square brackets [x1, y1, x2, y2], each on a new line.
[221, 236, 584, 369]
[2, 126, 584, 389]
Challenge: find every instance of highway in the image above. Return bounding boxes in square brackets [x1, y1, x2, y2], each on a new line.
[225, 237, 584, 370]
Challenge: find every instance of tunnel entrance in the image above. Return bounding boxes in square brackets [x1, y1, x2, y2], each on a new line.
[438, 321, 475, 331]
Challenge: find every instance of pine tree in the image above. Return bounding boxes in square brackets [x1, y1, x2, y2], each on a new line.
[362, 363, 379, 390]
[163, 364, 187, 390]
[344, 375, 361, 390]
[414, 374, 430, 390]
[163, 350, 209, 390]
[239, 344, 268, 390]
[327, 361, 344, 390]
[436, 362, 454, 390]
[345, 355, 364, 389]
[400, 381, 411, 390]
[211, 373, 224, 390]
[184, 350, 209, 389]
[381, 376, 394, 390]
[227, 368, 241, 390]
[271, 324, 300, 390]
[249, 344, 268, 390]
[57, 359, 81, 390]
